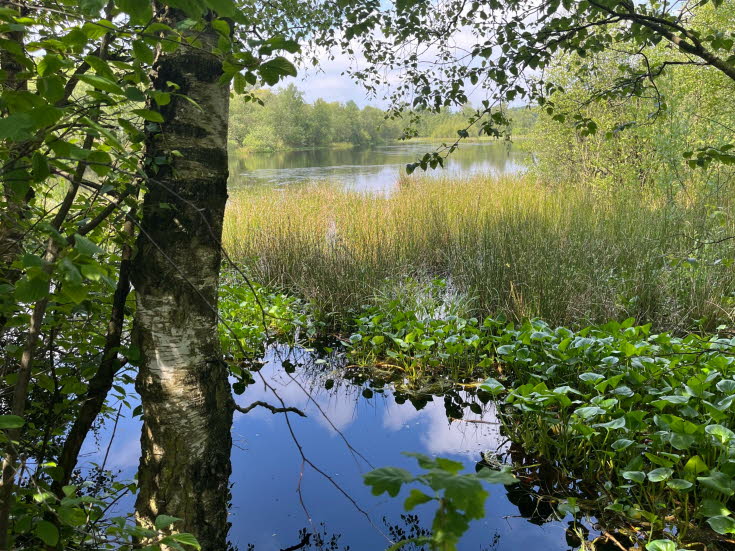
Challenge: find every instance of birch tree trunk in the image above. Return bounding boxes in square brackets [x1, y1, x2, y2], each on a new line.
[131, 8, 235, 550]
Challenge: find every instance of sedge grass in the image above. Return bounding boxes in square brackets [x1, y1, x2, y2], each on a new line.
[223, 174, 735, 331]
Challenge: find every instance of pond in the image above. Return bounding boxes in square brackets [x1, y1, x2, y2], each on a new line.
[83, 347, 600, 551]
[228, 141, 527, 192]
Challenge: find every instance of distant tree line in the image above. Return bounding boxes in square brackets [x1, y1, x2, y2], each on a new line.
[228, 84, 537, 151]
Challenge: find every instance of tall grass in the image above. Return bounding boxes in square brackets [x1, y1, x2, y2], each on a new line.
[223, 175, 735, 331]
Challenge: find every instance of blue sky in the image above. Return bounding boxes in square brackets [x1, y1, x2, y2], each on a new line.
[281, 50, 385, 107]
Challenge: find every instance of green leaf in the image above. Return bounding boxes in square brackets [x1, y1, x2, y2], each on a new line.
[697, 471, 734, 496]
[77, 74, 124, 95]
[579, 373, 605, 384]
[31, 152, 50, 181]
[132, 40, 155, 65]
[117, 0, 153, 24]
[404, 489, 432, 511]
[557, 498, 580, 516]
[38, 54, 62, 76]
[73, 234, 103, 256]
[62, 283, 89, 304]
[205, 0, 235, 17]
[706, 424, 735, 444]
[364, 467, 414, 497]
[666, 479, 693, 490]
[596, 416, 625, 430]
[670, 433, 695, 450]
[479, 377, 505, 396]
[622, 471, 645, 484]
[79, 0, 106, 16]
[15, 275, 50, 303]
[0, 113, 34, 140]
[611, 438, 634, 451]
[475, 467, 517, 485]
[701, 498, 731, 517]
[34, 520, 59, 546]
[162, 533, 201, 549]
[684, 455, 709, 476]
[132, 108, 165, 123]
[58, 506, 87, 526]
[0, 415, 24, 429]
[645, 541, 675, 551]
[707, 515, 735, 535]
[259, 56, 297, 86]
[574, 406, 605, 419]
[155, 514, 183, 530]
[647, 468, 673, 482]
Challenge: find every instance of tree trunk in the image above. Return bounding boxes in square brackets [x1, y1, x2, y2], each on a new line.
[131, 8, 235, 550]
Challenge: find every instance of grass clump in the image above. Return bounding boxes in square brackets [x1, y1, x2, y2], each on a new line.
[224, 174, 735, 332]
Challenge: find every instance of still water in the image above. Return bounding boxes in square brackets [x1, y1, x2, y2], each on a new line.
[229, 142, 527, 192]
[84, 347, 591, 551]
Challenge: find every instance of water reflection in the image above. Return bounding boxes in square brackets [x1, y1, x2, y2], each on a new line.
[229, 142, 527, 193]
[227, 345, 571, 550]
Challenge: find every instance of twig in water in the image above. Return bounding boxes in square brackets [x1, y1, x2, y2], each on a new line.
[280, 532, 311, 551]
[236, 401, 306, 417]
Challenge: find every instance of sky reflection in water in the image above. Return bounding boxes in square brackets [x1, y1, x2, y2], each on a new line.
[81, 346, 574, 551]
[229, 142, 527, 193]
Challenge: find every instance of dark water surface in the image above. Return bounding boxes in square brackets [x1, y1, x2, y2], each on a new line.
[82, 347, 585, 551]
[229, 142, 527, 192]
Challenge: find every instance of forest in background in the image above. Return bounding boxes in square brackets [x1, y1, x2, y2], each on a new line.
[228, 84, 538, 151]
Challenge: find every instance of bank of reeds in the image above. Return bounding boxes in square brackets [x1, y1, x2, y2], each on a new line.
[223, 174, 735, 331]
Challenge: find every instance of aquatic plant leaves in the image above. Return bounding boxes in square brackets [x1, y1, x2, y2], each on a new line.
[647, 468, 673, 482]
[480, 377, 505, 396]
[622, 471, 646, 484]
[474, 468, 517, 485]
[666, 479, 693, 491]
[697, 471, 735, 496]
[706, 515, 735, 535]
[705, 424, 735, 444]
[700, 498, 732, 517]
[349, 304, 735, 543]
[611, 438, 634, 451]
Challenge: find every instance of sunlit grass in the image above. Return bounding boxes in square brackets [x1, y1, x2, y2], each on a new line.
[223, 174, 735, 331]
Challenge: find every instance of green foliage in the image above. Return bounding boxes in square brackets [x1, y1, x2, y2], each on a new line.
[350, 305, 735, 542]
[228, 86, 536, 152]
[218, 274, 319, 393]
[333, 0, 735, 164]
[364, 453, 516, 551]
[218, 275, 315, 359]
[528, 26, 735, 189]
[228, 85, 405, 151]
[6, 474, 201, 550]
[0, 0, 318, 547]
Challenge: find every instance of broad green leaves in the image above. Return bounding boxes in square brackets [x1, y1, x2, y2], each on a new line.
[0, 415, 24, 429]
[258, 56, 297, 86]
[364, 467, 414, 497]
[364, 453, 515, 551]
[349, 303, 735, 543]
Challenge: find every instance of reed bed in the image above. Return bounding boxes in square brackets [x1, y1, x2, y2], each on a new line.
[223, 175, 735, 331]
